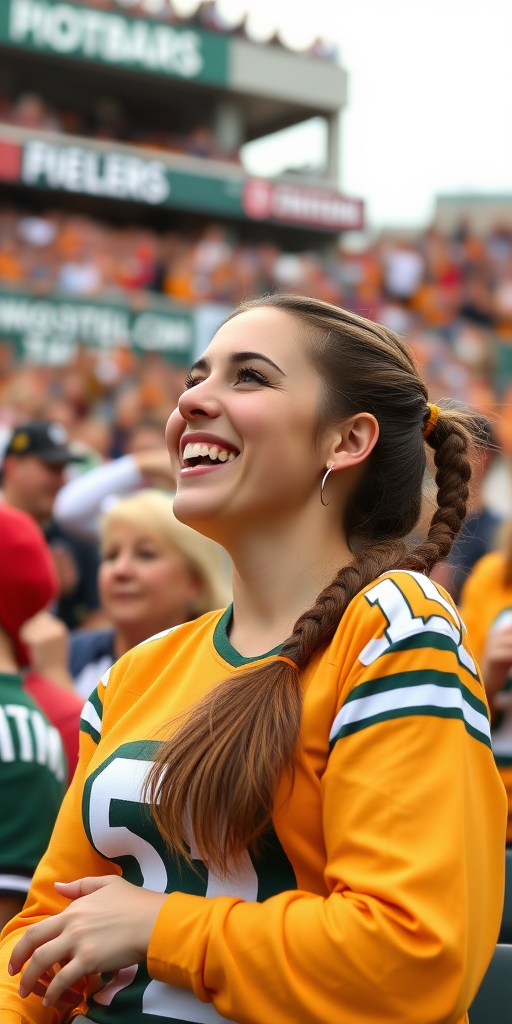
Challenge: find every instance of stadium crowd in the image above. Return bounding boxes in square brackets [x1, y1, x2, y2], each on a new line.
[0, 90, 236, 162]
[2, 206, 512, 449]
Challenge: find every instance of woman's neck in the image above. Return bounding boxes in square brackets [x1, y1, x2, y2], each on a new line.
[226, 506, 352, 658]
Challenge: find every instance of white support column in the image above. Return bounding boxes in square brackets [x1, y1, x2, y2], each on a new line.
[326, 111, 341, 186]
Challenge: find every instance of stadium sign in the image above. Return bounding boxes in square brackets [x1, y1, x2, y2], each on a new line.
[0, 129, 365, 232]
[0, 0, 229, 84]
[0, 290, 195, 365]
[243, 179, 364, 232]
[21, 139, 171, 205]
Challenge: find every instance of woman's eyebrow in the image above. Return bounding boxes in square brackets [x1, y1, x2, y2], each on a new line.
[189, 352, 286, 375]
[229, 351, 286, 375]
[190, 356, 210, 373]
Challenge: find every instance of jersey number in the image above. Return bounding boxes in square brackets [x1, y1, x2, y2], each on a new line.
[361, 572, 476, 676]
[87, 754, 256, 1021]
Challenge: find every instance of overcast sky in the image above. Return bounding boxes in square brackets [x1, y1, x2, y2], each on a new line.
[221, 0, 512, 229]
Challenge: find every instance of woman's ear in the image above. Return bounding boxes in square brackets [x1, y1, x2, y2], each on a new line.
[329, 413, 379, 472]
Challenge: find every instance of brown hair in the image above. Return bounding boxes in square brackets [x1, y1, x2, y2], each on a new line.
[147, 294, 476, 873]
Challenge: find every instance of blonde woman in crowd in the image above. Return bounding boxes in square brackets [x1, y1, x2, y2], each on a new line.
[460, 516, 512, 845]
[70, 490, 230, 698]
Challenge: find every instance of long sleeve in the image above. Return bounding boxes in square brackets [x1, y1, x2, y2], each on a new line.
[53, 456, 143, 540]
[0, 673, 116, 1023]
[147, 575, 507, 1024]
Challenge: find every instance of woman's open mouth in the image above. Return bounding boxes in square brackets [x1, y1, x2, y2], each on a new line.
[181, 439, 240, 475]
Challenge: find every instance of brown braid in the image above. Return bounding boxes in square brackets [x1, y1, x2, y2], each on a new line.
[147, 296, 478, 873]
[411, 411, 473, 572]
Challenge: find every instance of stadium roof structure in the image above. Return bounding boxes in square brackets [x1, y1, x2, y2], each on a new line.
[0, 0, 363, 233]
[0, 0, 364, 364]
[63, 0, 340, 63]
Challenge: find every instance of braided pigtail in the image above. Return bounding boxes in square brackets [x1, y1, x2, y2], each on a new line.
[412, 408, 474, 571]
[147, 295, 479, 874]
[148, 539, 407, 873]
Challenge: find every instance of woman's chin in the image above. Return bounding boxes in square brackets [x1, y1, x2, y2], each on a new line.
[172, 491, 225, 533]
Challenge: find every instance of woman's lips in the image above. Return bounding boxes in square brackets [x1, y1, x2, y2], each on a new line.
[180, 460, 236, 477]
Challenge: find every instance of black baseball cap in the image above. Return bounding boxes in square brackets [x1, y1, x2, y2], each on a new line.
[4, 421, 75, 465]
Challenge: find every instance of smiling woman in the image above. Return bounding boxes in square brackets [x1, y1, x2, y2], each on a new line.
[0, 295, 507, 1024]
[70, 489, 231, 699]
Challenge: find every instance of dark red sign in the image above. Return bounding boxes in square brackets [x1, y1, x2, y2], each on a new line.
[0, 139, 22, 182]
[243, 178, 364, 231]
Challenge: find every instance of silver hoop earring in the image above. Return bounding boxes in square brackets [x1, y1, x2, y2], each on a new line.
[320, 465, 333, 506]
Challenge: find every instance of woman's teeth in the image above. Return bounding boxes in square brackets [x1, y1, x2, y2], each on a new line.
[183, 442, 237, 465]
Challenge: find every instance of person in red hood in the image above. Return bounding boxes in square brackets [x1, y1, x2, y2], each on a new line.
[0, 503, 83, 781]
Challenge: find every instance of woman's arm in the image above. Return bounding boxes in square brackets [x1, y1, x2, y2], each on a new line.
[53, 456, 145, 540]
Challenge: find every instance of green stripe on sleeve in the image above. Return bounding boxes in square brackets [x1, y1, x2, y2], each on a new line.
[87, 685, 104, 722]
[381, 631, 480, 679]
[79, 717, 101, 745]
[329, 669, 491, 750]
[343, 668, 488, 717]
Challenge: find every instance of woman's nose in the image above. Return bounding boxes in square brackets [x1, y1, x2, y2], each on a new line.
[178, 380, 222, 422]
[111, 552, 133, 576]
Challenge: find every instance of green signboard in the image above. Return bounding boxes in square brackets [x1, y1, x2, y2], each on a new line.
[0, 289, 196, 365]
[0, 0, 229, 85]
[0, 130, 365, 230]
[0, 133, 245, 217]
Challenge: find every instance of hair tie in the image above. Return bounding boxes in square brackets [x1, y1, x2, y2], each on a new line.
[422, 403, 440, 440]
[275, 655, 299, 671]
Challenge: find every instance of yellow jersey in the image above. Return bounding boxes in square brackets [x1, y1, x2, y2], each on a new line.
[460, 550, 512, 842]
[0, 570, 507, 1024]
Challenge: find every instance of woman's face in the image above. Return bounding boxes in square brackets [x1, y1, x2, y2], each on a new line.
[99, 519, 201, 633]
[166, 307, 328, 538]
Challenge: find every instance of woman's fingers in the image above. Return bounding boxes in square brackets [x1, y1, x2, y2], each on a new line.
[42, 958, 91, 1007]
[54, 875, 116, 900]
[9, 916, 63, 976]
[19, 936, 70, 997]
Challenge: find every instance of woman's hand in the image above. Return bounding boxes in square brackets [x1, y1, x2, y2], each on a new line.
[481, 625, 512, 701]
[8, 875, 167, 1007]
[134, 448, 175, 490]
[20, 610, 73, 690]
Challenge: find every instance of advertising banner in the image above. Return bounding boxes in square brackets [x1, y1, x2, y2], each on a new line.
[242, 178, 365, 232]
[0, 0, 229, 84]
[0, 132, 245, 216]
[0, 128, 365, 232]
[0, 289, 197, 365]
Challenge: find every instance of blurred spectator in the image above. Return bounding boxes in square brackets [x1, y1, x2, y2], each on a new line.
[54, 447, 174, 540]
[127, 419, 166, 453]
[0, 87, 241, 163]
[459, 519, 512, 843]
[0, 503, 83, 780]
[383, 240, 425, 300]
[1, 422, 100, 629]
[70, 490, 231, 697]
[0, 504, 75, 926]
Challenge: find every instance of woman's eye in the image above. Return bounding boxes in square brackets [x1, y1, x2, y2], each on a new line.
[137, 549, 158, 560]
[184, 373, 203, 389]
[235, 366, 270, 386]
[102, 550, 118, 562]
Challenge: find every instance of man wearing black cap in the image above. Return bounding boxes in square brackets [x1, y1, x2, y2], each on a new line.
[1, 422, 100, 629]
